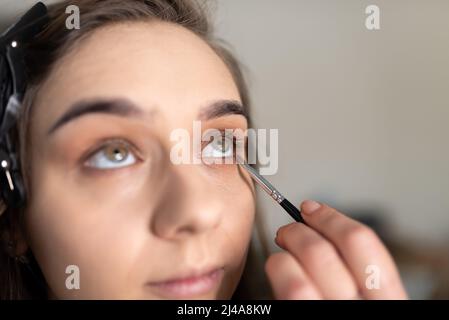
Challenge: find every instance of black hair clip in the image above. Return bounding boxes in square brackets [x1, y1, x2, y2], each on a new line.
[0, 2, 49, 211]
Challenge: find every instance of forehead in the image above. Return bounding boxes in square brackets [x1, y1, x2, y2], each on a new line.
[33, 21, 241, 130]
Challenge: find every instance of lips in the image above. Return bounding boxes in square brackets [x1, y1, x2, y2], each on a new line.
[146, 267, 224, 298]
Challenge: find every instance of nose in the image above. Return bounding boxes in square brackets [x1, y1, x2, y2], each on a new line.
[150, 163, 223, 241]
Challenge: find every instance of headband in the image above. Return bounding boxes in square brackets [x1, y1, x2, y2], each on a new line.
[0, 2, 49, 212]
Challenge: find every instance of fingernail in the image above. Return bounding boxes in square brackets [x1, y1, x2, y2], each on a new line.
[302, 200, 321, 215]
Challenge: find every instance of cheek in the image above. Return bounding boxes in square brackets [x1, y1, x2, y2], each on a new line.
[201, 162, 255, 193]
[199, 163, 255, 227]
[200, 163, 256, 242]
[206, 166, 256, 295]
[221, 184, 255, 262]
[24, 170, 152, 298]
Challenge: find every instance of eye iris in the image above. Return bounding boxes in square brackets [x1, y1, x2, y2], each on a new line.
[214, 136, 230, 153]
[105, 144, 128, 162]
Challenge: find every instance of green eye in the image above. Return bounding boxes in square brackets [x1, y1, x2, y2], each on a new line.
[202, 135, 234, 159]
[85, 140, 137, 170]
[213, 137, 231, 153]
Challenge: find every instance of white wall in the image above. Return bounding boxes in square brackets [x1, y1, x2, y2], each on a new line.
[214, 0, 449, 249]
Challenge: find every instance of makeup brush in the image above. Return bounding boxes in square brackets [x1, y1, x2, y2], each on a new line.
[236, 157, 305, 223]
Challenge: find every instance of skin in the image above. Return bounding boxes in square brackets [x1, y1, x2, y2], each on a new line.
[15, 21, 407, 300]
[21, 21, 255, 299]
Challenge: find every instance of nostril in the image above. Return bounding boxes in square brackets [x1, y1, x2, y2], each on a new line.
[152, 219, 198, 240]
[176, 225, 196, 235]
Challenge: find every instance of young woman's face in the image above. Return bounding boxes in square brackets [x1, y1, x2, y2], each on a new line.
[23, 21, 255, 299]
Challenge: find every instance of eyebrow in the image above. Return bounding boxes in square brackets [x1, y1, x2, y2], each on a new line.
[47, 98, 144, 135]
[47, 98, 248, 135]
[197, 100, 248, 121]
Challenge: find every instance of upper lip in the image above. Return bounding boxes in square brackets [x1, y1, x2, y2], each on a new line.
[147, 266, 223, 284]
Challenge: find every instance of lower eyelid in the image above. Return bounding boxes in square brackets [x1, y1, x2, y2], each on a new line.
[84, 152, 137, 169]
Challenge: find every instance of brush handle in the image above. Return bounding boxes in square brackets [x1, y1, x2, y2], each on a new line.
[280, 198, 305, 223]
[236, 159, 305, 224]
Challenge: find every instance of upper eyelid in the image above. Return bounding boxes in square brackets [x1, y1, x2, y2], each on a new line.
[201, 131, 235, 145]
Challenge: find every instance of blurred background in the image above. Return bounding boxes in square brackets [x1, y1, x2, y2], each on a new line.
[212, 0, 449, 299]
[1, 0, 448, 299]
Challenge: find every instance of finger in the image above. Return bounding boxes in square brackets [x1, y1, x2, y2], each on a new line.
[276, 222, 359, 299]
[298, 200, 407, 299]
[265, 252, 322, 300]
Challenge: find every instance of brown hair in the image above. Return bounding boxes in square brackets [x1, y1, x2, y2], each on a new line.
[0, 0, 270, 299]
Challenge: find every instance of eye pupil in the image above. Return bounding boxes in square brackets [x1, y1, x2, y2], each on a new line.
[213, 137, 229, 153]
[106, 145, 128, 162]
